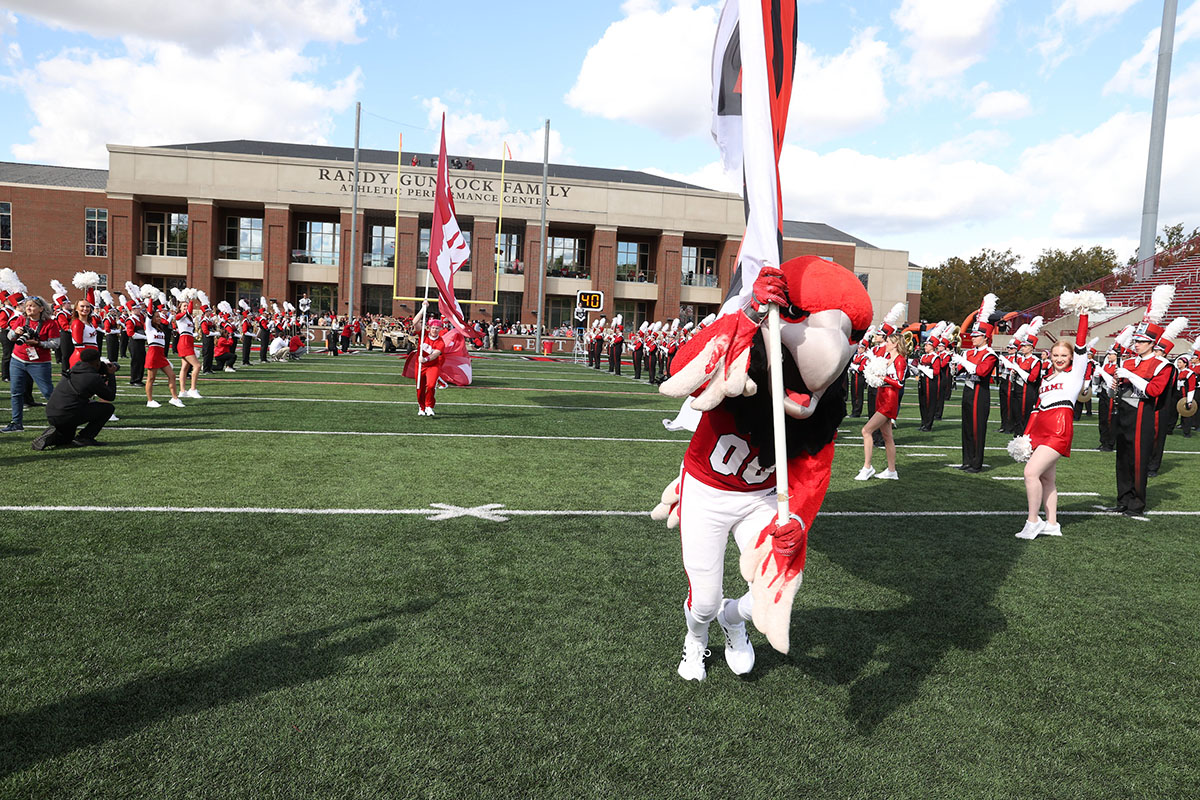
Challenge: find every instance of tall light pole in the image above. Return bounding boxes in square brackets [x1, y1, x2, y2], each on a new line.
[534, 119, 550, 353]
[348, 101, 362, 317]
[1137, 0, 1178, 279]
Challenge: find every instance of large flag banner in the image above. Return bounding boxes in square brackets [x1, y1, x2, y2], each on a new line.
[712, 0, 798, 315]
[428, 113, 470, 332]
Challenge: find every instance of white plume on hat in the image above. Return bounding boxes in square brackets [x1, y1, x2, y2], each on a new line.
[671, 318, 680, 332]
[170, 287, 183, 301]
[683, 321, 694, 331]
[1060, 290, 1107, 316]
[1192, 338, 1200, 354]
[50, 279, 68, 298]
[1027, 316, 1044, 339]
[238, 299, 250, 311]
[699, 313, 716, 328]
[197, 290, 210, 308]
[272, 302, 280, 314]
[652, 321, 663, 332]
[979, 293, 998, 321]
[260, 296, 268, 310]
[1163, 317, 1188, 342]
[72, 271, 100, 290]
[118, 294, 127, 307]
[125, 281, 142, 303]
[1012, 324, 1030, 342]
[0, 268, 23, 293]
[639, 321, 649, 332]
[1115, 325, 1134, 350]
[99, 290, 114, 307]
[883, 302, 905, 328]
[612, 314, 622, 327]
[1147, 285, 1174, 324]
[217, 300, 233, 315]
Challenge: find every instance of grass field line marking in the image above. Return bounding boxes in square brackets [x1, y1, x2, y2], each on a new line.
[991, 477, 1025, 480]
[214, 368, 630, 384]
[1058, 492, 1101, 496]
[3, 505, 1196, 518]
[106, 392, 675, 413]
[107, 426, 688, 443]
[161, 379, 659, 396]
[905, 453, 943, 457]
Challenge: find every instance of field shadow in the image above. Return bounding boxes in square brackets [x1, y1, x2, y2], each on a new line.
[0, 435, 209, 466]
[0, 604, 427, 778]
[0, 546, 40, 558]
[770, 462, 1024, 735]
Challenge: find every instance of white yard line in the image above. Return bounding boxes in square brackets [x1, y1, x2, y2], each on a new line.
[104, 392, 676, 413]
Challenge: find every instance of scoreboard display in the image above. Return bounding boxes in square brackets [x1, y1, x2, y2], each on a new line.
[576, 290, 604, 311]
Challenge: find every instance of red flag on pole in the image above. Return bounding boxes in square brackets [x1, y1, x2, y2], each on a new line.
[428, 113, 470, 332]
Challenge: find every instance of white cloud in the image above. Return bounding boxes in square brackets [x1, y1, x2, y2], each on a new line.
[421, 97, 568, 164]
[892, 0, 1004, 91]
[11, 42, 360, 167]
[1053, 0, 1141, 25]
[789, 29, 892, 143]
[971, 89, 1032, 120]
[2, 0, 365, 51]
[565, 1, 718, 138]
[1105, 1, 1200, 95]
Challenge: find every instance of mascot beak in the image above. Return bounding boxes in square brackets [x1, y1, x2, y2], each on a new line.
[777, 308, 855, 419]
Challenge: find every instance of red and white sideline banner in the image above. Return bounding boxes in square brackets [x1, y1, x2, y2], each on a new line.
[712, 0, 798, 315]
[427, 112, 470, 332]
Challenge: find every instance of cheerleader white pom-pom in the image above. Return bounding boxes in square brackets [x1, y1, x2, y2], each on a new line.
[1007, 435, 1033, 463]
[1060, 290, 1107, 316]
[72, 271, 100, 290]
[863, 355, 889, 388]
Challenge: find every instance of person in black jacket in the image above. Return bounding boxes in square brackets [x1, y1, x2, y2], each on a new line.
[31, 348, 117, 449]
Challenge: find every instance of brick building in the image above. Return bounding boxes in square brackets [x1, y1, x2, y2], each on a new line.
[0, 140, 920, 328]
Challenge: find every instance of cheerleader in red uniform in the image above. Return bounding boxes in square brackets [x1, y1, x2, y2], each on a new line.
[855, 333, 908, 481]
[1013, 292, 1101, 539]
[144, 304, 185, 409]
[68, 296, 100, 368]
[175, 295, 203, 399]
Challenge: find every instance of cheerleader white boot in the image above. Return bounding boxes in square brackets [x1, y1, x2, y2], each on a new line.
[1015, 519, 1045, 539]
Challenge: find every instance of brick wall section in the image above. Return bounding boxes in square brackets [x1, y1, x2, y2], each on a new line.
[590, 227, 617, 319]
[0, 186, 110, 299]
[339, 210, 364, 315]
[392, 214, 419, 317]
[716, 236, 740, 292]
[263, 206, 290, 303]
[655, 232, 683, 321]
[471, 217, 497, 317]
[907, 291, 922, 321]
[109, 197, 140, 290]
[522, 220, 543, 323]
[186, 201, 216, 296]
[780, 239, 856, 270]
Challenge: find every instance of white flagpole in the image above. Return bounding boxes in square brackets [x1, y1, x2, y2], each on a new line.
[766, 303, 790, 523]
[415, 268, 431, 411]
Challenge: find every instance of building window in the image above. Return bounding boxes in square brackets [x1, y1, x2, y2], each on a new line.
[139, 276, 186, 294]
[615, 300, 649, 332]
[223, 280, 262, 310]
[418, 227, 431, 265]
[362, 285, 392, 315]
[616, 241, 653, 283]
[294, 283, 339, 317]
[86, 208, 108, 257]
[223, 217, 263, 261]
[0, 201, 11, 252]
[143, 211, 188, 257]
[546, 236, 588, 279]
[458, 230, 472, 272]
[857, 272, 869, 290]
[294, 220, 339, 265]
[682, 245, 717, 287]
[498, 291, 522, 324]
[543, 295, 577, 329]
[365, 224, 395, 268]
[907, 269, 923, 293]
[497, 232, 523, 273]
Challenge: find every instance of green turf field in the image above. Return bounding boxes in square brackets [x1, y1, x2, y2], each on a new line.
[2, 350, 1198, 798]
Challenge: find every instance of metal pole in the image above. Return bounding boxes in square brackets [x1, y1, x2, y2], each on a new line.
[535, 118, 550, 353]
[1137, 0, 1178, 279]
[348, 101, 361, 320]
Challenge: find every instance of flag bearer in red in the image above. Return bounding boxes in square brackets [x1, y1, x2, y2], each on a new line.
[952, 294, 1000, 473]
[1106, 287, 1176, 516]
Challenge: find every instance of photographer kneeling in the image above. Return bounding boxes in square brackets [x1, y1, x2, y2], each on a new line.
[32, 348, 118, 450]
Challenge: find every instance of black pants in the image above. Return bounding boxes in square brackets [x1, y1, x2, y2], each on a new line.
[59, 332, 74, 376]
[936, 368, 951, 418]
[1148, 400, 1176, 475]
[1, 336, 13, 381]
[202, 336, 215, 372]
[105, 333, 120, 362]
[633, 349, 643, 379]
[960, 382, 990, 470]
[120, 331, 129, 358]
[46, 402, 111, 444]
[918, 375, 936, 430]
[998, 379, 1011, 432]
[1074, 399, 1092, 419]
[340, 335, 350, 353]
[242, 335, 253, 364]
[1181, 403, 1197, 436]
[215, 352, 237, 371]
[128, 339, 146, 385]
[260, 331, 271, 361]
[611, 343, 623, 375]
[1115, 399, 1156, 513]
[1098, 393, 1115, 449]
[849, 371, 864, 417]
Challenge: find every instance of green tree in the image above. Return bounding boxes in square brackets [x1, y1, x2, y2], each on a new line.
[921, 248, 1022, 323]
[1025, 246, 1120, 301]
[1155, 222, 1200, 252]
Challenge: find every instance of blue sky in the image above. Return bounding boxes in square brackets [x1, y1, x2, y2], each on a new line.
[2, 0, 1199, 270]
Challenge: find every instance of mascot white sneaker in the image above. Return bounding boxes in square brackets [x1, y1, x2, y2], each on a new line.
[651, 256, 873, 670]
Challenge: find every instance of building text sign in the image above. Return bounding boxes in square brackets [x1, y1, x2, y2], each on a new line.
[315, 168, 573, 207]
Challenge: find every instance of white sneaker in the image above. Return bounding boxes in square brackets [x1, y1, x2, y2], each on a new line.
[168, 397, 186, 408]
[146, 400, 161, 409]
[876, 469, 899, 480]
[1042, 523, 1062, 536]
[854, 466, 876, 481]
[426, 408, 435, 417]
[677, 634, 710, 682]
[717, 601, 755, 676]
[223, 366, 236, 372]
[1015, 519, 1045, 539]
[417, 408, 426, 417]
[108, 413, 119, 422]
[187, 389, 202, 399]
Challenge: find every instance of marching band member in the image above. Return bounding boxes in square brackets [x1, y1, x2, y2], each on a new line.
[1009, 290, 1103, 539]
[123, 284, 147, 386]
[1179, 344, 1199, 438]
[916, 322, 944, 431]
[50, 279, 72, 371]
[996, 339, 1017, 434]
[101, 292, 121, 362]
[610, 318, 624, 375]
[143, 290, 185, 409]
[856, 332, 908, 480]
[632, 322, 647, 380]
[2, 293, 60, 433]
[1105, 287, 1176, 516]
[936, 326, 955, 419]
[1013, 317, 1044, 432]
[848, 340, 867, 417]
[1146, 318, 1188, 477]
[1095, 347, 1119, 451]
[258, 298, 271, 361]
[952, 294, 1001, 473]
